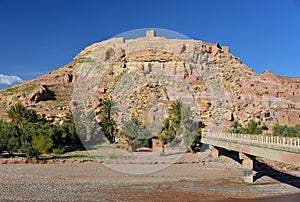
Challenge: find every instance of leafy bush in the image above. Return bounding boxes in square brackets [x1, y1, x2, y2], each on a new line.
[228, 120, 268, 135]
[32, 134, 53, 154]
[0, 123, 21, 157]
[0, 103, 80, 159]
[52, 148, 64, 156]
[22, 141, 38, 159]
[0, 116, 78, 159]
[272, 123, 300, 137]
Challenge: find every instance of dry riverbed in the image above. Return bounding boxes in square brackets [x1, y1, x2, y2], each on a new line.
[0, 153, 300, 201]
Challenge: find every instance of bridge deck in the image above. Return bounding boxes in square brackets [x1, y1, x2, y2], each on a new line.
[201, 133, 300, 166]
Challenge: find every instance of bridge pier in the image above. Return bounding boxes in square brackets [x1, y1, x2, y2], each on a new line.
[211, 147, 219, 158]
[239, 153, 254, 183]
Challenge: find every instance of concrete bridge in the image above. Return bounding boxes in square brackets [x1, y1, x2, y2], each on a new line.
[201, 133, 300, 183]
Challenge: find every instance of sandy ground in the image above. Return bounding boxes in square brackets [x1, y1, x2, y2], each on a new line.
[0, 153, 300, 202]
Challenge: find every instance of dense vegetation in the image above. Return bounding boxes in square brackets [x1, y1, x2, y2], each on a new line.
[0, 100, 205, 159]
[159, 100, 202, 155]
[95, 99, 203, 154]
[228, 120, 268, 135]
[0, 103, 79, 159]
[228, 120, 300, 137]
[97, 99, 117, 143]
[272, 123, 300, 137]
[120, 116, 151, 151]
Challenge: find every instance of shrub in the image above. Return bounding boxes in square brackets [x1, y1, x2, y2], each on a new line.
[52, 148, 64, 156]
[0, 123, 21, 157]
[228, 120, 268, 135]
[272, 123, 300, 137]
[22, 141, 38, 159]
[0, 104, 78, 159]
[32, 134, 53, 154]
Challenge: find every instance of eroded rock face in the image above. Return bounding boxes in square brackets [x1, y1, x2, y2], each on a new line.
[1, 31, 300, 128]
[29, 85, 55, 103]
[72, 33, 300, 129]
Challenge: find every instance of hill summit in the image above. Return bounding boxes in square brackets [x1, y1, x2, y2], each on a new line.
[0, 30, 299, 133]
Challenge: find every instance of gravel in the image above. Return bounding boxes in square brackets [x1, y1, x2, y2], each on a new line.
[0, 154, 300, 201]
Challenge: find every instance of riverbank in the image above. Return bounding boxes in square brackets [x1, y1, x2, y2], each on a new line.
[0, 153, 299, 201]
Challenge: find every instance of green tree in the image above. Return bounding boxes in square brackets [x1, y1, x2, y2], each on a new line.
[121, 116, 151, 151]
[245, 119, 260, 134]
[20, 122, 76, 158]
[0, 123, 21, 157]
[98, 99, 117, 143]
[228, 120, 268, 135]
[228, 121, 243, 133]
[179, 104, 203, 152]
[19, 124, 38, 159]
[159, 100, 203, 155]
[272, 123, 298, 137]
[169, 100, 182, 131]
[0, 120, 6, 153]
[8, 103, 38, 127]
[159, 118, 176, 156]
[21, 141, 38, 159]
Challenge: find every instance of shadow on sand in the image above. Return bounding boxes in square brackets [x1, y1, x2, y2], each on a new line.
[217, 147, 300, 189]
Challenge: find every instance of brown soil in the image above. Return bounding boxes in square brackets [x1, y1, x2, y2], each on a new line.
[0, 154, 300, 201]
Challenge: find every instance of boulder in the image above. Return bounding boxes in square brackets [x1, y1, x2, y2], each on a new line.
[29, 85, 55, 103]
[224, 111, 234, 121]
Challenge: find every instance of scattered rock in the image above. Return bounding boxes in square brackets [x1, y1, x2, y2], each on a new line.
[29, 85, 55, 103]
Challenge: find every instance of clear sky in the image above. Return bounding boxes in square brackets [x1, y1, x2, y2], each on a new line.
[0, 0, 299, 89]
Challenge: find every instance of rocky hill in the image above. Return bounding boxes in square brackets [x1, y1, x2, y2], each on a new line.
[1, 30, 299, 132]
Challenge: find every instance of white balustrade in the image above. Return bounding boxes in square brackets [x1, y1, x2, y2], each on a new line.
[204, 132, 300, 149]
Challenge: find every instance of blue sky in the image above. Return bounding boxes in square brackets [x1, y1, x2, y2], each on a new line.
[0, 0, 300, 89]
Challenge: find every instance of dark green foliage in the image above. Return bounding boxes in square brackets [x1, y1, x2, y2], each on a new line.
[98, 99, 117, 143]
[121, 116, 151, 151]
[272, 123, 300, 137]
[22, 122, 77, 150]
[159, 117, 176, 156]
[52, 148, 64, 156]
[181, 119, 202, 152]
[8, 103, 39, 127]
[159, 125, 176, 147]
[0, 104, 79, 159]
[228, 120, 268, 135]
[169, 100, 182, 131]
[73, 108, 102, 143]
[228, 121, 243, 133]
[99, 118, 116, 143]
[244, 120, 262, 134]
[0, 119, 78, 159]
[21, 141, 38, 159]
[159, 100, 203, 154]
[0, 123, 21, 157]
[159, 101, 182, 153]
[0, 120, 5, 153]
[179, 104, 202, 152]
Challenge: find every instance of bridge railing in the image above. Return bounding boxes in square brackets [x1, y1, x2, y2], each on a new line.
[203, 133, 300, 148]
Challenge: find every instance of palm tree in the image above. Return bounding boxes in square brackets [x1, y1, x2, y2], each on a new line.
[97, 99, 117, 143]
[159, 118, 176, 156]
[100, 100, 113, 120]
[121, 117, 143, 151]
[8, 103, 38, 127]
[168, 99, 182, 131]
